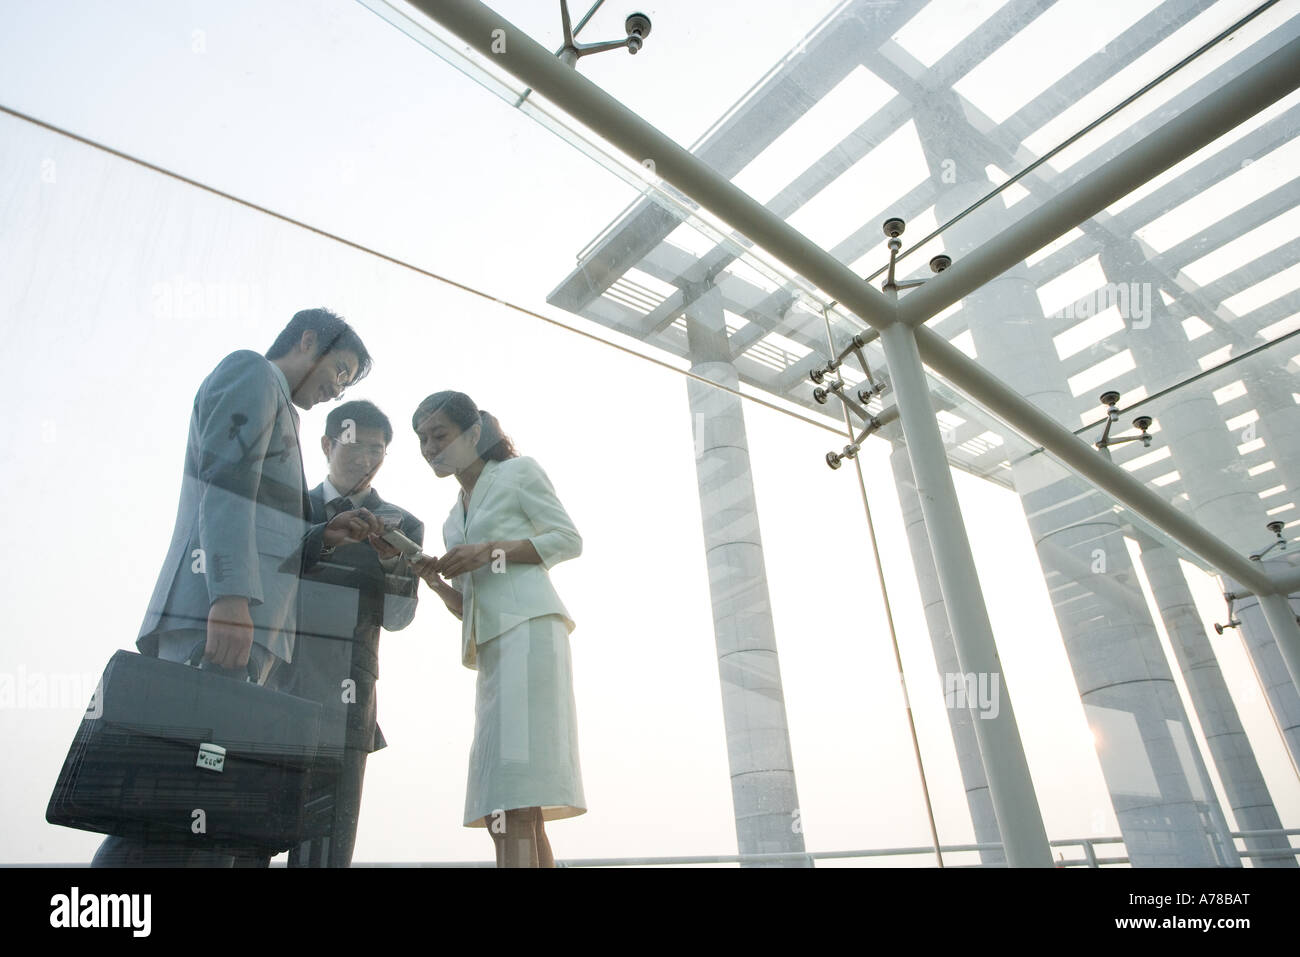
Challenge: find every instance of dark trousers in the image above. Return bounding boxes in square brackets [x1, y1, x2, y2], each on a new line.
[287, 744, 369, 867]
[90, 631, 284, 868]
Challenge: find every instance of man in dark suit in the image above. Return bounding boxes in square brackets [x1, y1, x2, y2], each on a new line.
[284, 399, 424, 867]
[91, 308, 387, 867]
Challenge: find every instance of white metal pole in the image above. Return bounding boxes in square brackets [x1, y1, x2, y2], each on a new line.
[891, 444, 1004, 865]
[878, 319, 1053, 867]
[1258, 591, 1300, 697]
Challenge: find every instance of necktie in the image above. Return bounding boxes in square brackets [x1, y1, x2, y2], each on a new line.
[326, 496, 352, 519]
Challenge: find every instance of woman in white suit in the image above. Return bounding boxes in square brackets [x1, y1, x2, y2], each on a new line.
[410, 391, 585, 868]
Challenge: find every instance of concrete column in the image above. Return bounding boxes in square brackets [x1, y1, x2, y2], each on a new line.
[1226, 564, 1300, 768]
[891, 443, 1004, 864]
[1021, 474, 1231, 865]
[1140, 541, 1290, 866]
[923, 161, 1236, 864]
[1086, 242, 1289, 864]
[686, 285, 809, 866]
[1093, 241, 1300, 775]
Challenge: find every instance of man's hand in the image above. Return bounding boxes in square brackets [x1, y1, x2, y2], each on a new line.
[368, 533, 402, 560]
[206, 595, 254, 669]
[324, 507, 385, 548]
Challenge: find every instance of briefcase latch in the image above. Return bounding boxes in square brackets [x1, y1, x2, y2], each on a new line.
[196, 743, 227, 773]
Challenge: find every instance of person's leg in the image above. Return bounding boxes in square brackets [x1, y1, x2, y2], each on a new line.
[489, 823, 505, 869]
[489, 808, 539, 868]
[324, 747, 367, 867]
[534, 808, 555, 868]
[485, 809, 507, 867]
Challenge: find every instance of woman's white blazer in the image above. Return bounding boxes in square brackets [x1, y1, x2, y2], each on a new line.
[441, 456, 582, 668]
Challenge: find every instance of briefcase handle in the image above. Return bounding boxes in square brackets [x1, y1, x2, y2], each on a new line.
[186, 641, 261, 683]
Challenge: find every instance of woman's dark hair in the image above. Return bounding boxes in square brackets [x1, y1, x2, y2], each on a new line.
[412, 391, 517, 462]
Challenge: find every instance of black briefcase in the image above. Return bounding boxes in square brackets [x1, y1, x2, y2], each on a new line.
[46, 649, 346, 852]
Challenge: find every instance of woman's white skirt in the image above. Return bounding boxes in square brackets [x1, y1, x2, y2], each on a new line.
[464, 614, 586, 827]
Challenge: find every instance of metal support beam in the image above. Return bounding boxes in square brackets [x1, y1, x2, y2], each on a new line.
[891, 444, 1004, 865]
[878, 320, 1052, 868]
[896, 33, 1300, 326]
[911, 325, 1276, 597]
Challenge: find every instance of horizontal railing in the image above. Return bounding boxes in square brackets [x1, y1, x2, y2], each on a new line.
[19, 828, 1295, 868]
[352, 828, 1299, 867]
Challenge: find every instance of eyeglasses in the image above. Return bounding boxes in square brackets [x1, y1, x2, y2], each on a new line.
[332, 360, 354, 394]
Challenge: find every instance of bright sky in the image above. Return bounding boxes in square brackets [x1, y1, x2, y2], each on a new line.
[1, 0, 1297, 867]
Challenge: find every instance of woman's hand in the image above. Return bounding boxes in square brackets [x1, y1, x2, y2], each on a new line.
[437, 543, 497, 578]
[410, 555, 444, 589]
[412, 554, 464, 619]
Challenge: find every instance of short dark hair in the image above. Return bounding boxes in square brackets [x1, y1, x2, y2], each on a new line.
[412, 391, 517, 462]
[326, 399, 393, 446]
[265, 308, 372, 385]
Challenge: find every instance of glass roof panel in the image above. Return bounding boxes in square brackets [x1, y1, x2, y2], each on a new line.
[1024, 0, 1284, 174]
[352, 0, 1298, 561]
[891, 0, 1013, 68]
[951, 0, 1165, 126]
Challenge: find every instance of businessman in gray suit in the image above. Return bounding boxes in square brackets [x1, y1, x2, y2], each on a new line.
[92, 308, 387, 867]
[284, 399, 424, 867]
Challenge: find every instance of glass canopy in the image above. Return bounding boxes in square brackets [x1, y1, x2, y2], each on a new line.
[364, 0, 1300, 574]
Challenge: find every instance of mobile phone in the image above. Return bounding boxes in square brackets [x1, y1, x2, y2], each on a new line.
[379, 527, 430, 562]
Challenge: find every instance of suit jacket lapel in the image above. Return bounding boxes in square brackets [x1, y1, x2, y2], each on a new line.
[308, 484, 327, 523]
[463, 460, 499, 533]
[264, 359, 309, 521]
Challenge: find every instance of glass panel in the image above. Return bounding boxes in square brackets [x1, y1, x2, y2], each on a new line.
[6, 0, 1299, 871]
[0, 110, 736, 867]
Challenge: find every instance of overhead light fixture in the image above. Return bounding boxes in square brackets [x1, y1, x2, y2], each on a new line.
[1094, 390, 1154, 451]
[556, 1, 652, 68]
[1249, 520, 1288, 561]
